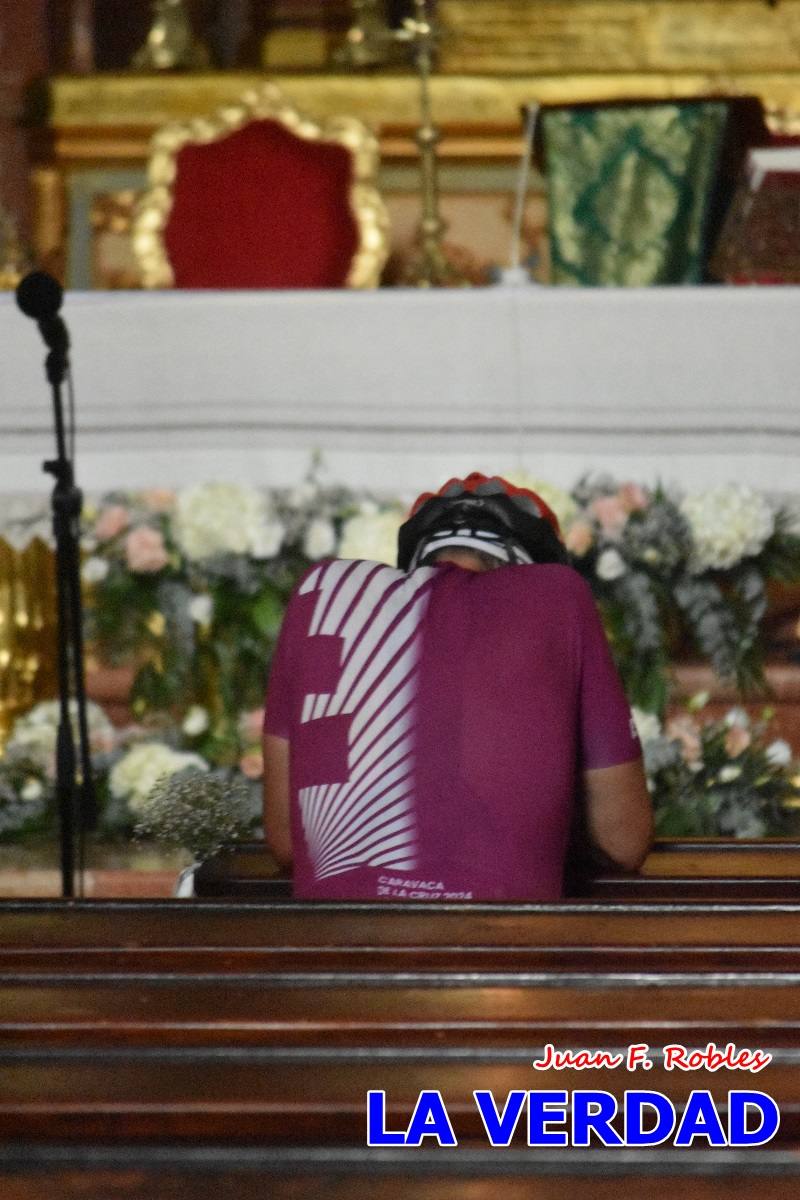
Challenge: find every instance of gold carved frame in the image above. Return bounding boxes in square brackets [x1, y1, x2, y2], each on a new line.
[132, 82, 390, 289]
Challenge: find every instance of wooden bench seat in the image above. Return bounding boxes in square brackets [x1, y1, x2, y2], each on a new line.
[0, 975, 798, 1047]
[3, 942, 800, 976]
[0, 1049, 795, 1142]
[2, 1144, 800, 1199]
[0, 898, 794, 1175]
[586, 877, 800, 900]
[4, 900, 800, 950]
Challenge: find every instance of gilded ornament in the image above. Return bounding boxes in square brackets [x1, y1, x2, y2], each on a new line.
[0, 206, 31, 291]
[132, 81, 389, 289]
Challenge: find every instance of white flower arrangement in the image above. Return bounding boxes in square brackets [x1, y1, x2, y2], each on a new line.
[303, 516, 337, 561]
[188, 593, 213, 625]
[20, 778, 44, 802]
[109, 742, 208, 813]
[53, 468, 799, 844]
[680, 485, 774, 572]
[181, 705, 210, 737]
[631, 707, 662, 745]
[174, 483, 284, 562]
[7, 700, 116, 778]
[595, 547, 627, 581]
[645, 704, 799, 837]
[338, 507, 405, 566]
[766, 740, 792, 767]
[81, 556, 110, 583]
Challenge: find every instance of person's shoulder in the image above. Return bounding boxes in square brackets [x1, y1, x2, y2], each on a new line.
[291, 558, 406, 597]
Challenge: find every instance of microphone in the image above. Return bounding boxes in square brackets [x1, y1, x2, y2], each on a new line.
[16, 270, 69, 355]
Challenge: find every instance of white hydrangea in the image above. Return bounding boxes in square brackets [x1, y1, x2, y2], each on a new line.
[303, 517, 337, 560]
[20, 778, 44, 802]
[766, 739, 792, 767]
[680, 486, 774, 572]
[7, 700, 116, 772]
[109, 742, 208, 813]
[188, 593, 213, 625]
[249, 519, 285, 560]
[82, 556, 109, 583]
[724, 707, 750, 729]
[174, 483, 284, 562]
[338, 509, 405, 567]
[596, 547, 626, 581]
[181, 705, 210, 737]
[631, 707, 661, 745]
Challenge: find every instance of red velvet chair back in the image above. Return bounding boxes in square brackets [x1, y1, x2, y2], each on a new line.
[165, 119, 359, 289]
[133, 84, 389, 290]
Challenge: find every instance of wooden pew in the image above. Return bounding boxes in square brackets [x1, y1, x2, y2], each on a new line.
[641, 840, 800, 878]
[1, 974, 799, 1047]
[2, 899, 800, 976]
[0, 1047, 795, 1142]
[0, 904, 795, 1122]
[192, 841, 800, 902]
[0, 898, 796, 1188]
[3, 1144, 800, 1200]
[6, 899, 800, 949]
[585, 877, 800, 900]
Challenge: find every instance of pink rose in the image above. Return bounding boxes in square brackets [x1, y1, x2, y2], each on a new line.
[239, 751, 264, 780]
[618, 483, 649, 513]
[589, 495, 628, 536]
[724, 725, 751, 757]
[95, 505, 130, 541]
[141, 488, 176, 513]
[565, 519, 594, 557]
[666, 715, 702, 764]
[124, 526, 169, 573]
[239, 708, 265, 745]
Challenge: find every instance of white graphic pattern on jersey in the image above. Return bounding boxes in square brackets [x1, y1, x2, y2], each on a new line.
[297, 560, 434, 880]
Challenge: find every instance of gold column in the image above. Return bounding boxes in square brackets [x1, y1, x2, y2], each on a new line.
[0, 539, 57, 752]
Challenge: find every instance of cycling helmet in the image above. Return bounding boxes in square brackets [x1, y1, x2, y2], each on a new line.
[397, 472, 567, 570]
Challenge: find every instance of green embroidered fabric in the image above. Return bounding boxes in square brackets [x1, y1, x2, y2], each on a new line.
[541, 102, 730, 286]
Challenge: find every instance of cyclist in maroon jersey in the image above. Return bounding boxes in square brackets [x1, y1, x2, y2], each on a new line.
[263, 473, 652, 900]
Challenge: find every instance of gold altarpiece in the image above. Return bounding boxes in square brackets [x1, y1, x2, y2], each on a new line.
[28, 0, 800, 287]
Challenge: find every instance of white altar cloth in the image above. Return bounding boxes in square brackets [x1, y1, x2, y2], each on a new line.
[1, 287, 798, 498]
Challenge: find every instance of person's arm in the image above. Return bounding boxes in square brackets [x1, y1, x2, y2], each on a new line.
[571, 575, 653, 873]
[582, 757, 653, 872]
[262, 732, 292, 867]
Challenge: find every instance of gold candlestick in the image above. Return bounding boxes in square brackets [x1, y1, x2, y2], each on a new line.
[339, 0, 468, 287]
[397, 0, 467, 287]
[132, 0, 210, 71]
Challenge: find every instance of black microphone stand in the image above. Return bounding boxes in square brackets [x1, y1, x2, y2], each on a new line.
[20, 285, 96, 898]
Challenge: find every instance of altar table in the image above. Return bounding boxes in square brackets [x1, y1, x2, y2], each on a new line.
[1, 286, 798, 498]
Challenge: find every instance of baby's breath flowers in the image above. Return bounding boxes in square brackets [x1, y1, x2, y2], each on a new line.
[134, 770, 258, 861]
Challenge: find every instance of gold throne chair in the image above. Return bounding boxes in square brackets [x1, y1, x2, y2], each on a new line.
[132, 83, 389, 289]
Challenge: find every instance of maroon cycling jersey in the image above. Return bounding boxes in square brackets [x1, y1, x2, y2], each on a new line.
[265, 558, 640, 901]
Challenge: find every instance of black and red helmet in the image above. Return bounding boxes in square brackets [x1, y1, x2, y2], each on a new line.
[397, 472, 567, 571]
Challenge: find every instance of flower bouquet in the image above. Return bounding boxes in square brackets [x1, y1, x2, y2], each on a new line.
[634, 701, 799, 837]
